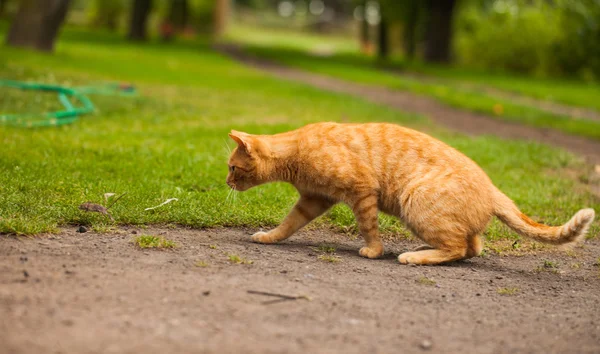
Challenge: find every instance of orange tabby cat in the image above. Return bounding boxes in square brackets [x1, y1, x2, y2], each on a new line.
[226, 122, 595, 265]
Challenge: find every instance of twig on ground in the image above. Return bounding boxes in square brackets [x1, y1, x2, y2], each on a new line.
[247, 290, 311, 305]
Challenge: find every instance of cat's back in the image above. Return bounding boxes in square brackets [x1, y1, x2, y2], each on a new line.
[296, 122, 448, 159]
[295, 122, 489, 182]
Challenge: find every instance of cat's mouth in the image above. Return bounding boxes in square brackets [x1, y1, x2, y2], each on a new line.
[227, 182, 252, 192]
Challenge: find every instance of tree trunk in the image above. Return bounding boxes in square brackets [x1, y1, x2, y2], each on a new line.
[423, 0, 456, 63]
[6, 0, 71, 52]
[359, 0, 370, 53]
[378, 16, 388, 59]
[213, 0, 229, 37]
[91, 0, 123, 32]
[403, 1, 419, 60]
[168, 0, 188, 32]
[128, 0, 152, 41]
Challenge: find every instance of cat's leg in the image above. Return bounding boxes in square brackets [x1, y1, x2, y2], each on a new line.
[466, 234, 484, 258]
[252, 195, 334, 244]
[411, 245, 434, 252]
[351, 194, 384, 259]
[398, 233, 482, 265]
[398, 248, 466, 265]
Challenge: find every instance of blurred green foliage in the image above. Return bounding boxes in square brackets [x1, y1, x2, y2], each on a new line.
[85, 0, 215, 33]
[88, 0, 125, 31]
[554, 0, 600, 81]
[455, 0, 600, 80]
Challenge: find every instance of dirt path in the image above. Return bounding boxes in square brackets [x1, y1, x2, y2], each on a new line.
[218, 45, 600, 166]
[1, 227, 599, 354]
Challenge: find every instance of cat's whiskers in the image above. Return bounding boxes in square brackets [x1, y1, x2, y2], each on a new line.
[222, 138, 232, 157]
[225, 187, 234, 205]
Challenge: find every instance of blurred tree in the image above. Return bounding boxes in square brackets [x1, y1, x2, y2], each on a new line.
[0, 0, 5, 18]
[379, 0, 458, 63]
[128, 0, 153, 41]
[169, 0, 189, 31]
[454, 0, 600, 79]
[160, 0, 189, 41]
[187, 0, 217, 34]
[378, 15, 388, 58]
[359, 0, 372, 54]
[89, 0, 124, 31]
[402, 0, 420, 60]
[554, 0, 600, 80]
[423, 0, 457, 62]
[381, 0, 424, 58]
[6, 0, 71, 52]
[213, 0, 229, 36]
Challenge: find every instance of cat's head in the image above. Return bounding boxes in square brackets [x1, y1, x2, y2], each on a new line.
[226, 130, 270, 191]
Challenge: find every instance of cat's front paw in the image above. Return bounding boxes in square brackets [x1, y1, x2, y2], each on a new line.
[251, 231, 277, 244]
[359, 245, 384, 259]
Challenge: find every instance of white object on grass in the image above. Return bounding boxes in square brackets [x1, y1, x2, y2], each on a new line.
[145, 198, 179, 211]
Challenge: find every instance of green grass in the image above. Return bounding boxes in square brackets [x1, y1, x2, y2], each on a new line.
[317, 254, 341, 263]
[195, 260, 209, 267]
[411, 64, 600, 112]
[134, 235, 176, 249]
[497, 287, 519, 295]
[227, 253, 253, 264]
[416, 277, 437, 286]
[535, 259, 561, 273]
[313, 244, 336, 254]
[226, 26, 600, 140]
[0, 26, 598, 242]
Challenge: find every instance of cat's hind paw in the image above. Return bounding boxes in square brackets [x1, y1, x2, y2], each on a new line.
[359, 245, 384, 259]
[398, 252, 415, 264]
[251, 231, 276, 244]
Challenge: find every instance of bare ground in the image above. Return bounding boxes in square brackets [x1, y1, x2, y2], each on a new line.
[1, 227, 599, 354]
[217, 44, 600, 166]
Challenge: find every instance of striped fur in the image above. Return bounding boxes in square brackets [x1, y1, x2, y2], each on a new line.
[226, 122, 595, 265]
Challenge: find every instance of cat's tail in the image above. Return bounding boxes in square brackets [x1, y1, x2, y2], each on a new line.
[492, 187, 595, 245]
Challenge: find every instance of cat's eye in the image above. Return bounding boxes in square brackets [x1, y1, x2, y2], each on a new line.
[229, 165, 235, 173]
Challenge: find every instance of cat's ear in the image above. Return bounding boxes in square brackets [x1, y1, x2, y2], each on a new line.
[229, 130, 252, 153]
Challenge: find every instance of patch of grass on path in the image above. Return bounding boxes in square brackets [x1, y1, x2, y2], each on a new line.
[497, 287, 519, 296]
[0, 27, 598, 242]
[134, 235, 176, 249]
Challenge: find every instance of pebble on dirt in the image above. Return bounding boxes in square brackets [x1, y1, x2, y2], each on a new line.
[420, 339, 432, 350]
[77, 226, 88, 233]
